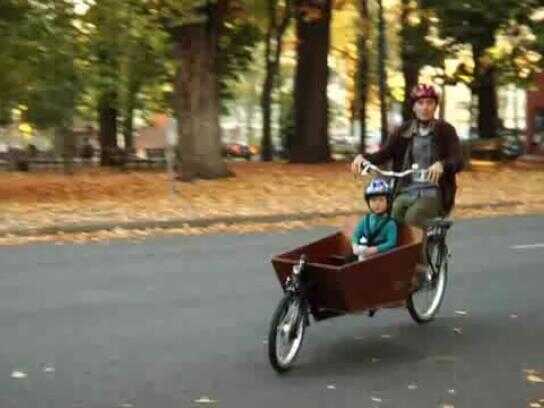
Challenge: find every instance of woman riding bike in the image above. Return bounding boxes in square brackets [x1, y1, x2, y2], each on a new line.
[351, 84, 464, 228]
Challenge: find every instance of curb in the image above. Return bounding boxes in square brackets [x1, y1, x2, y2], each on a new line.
[1, 210, 359, 238]
[1, 200, 539, 238]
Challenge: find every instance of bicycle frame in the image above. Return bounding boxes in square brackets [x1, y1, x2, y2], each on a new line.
[425, 223, 450, 277]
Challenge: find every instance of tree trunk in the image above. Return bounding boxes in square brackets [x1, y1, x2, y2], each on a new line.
[122, 110, 134, 153]
[400, 23, 419, 122]
[377, 0, 388, 145]
[473, 44, 499, 139]
[98, 92, 118, 166]
[123, 87, 137, 152]
[53, 124, 75, 174]
[399, 0, 422, 122]
[172, 17, 230, 181]
[261, 0, 292, 162]
[260, 0, 276, 162]
[245, 101, 255, 143]
[291, 0, 331, 163]
[261, 65, 274, 161]
[439, 82, 446, 120]
[477, 67, 498, 139]
[60, 124, 75, 175]
[279, 90, 294, 158]
[356, 0, 370, 154]
[401, 64, 418, 121]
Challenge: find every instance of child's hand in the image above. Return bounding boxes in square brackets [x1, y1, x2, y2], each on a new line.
[352, 243, 365, 255]
[363, 246, 379, 257]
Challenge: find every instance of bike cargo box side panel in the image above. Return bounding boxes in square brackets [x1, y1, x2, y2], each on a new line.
[337, 243, 423, 311]
[336, 225, 423, 311]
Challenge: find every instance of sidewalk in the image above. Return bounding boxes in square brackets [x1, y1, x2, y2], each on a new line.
[1, 161, 543, 244]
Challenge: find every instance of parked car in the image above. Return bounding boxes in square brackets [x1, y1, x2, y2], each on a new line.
[468, 128, 526, 161]
[272, 143, 288, 160]
[222, 143, 252, 161]
[499, 129, 525, 159]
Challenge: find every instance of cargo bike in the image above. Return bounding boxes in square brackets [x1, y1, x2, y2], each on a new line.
[267, 163, 453, 373]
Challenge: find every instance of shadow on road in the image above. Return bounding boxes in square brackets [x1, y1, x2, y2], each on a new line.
[277, 316, 511, 378]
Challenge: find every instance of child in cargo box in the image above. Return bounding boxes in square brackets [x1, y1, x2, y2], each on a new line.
[351, 178, 398, 261]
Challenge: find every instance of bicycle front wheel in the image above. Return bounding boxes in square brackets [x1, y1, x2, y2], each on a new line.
[268, 293, 306, 373]
[407, 241, 448, 323]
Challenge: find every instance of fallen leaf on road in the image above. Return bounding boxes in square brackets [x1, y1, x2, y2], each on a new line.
[194, 397, 217, 404]
[454, 310, 468, 316]
[526, 374, 544, 383]
[433, 355, 458, 364]
[11, 370, 27, 379]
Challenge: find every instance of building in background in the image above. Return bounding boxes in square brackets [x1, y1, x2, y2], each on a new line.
[526, 72, 544, 154]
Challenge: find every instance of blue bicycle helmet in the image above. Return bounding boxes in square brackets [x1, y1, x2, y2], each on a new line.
[364, 178, 392, 204]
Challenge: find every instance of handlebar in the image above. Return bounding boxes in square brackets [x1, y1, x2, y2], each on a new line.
[360, 161, 429, 182]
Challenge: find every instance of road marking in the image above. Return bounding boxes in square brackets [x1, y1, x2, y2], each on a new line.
[510, 243, 544, 250]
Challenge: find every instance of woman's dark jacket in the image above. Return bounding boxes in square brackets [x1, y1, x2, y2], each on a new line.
[365, 119, 464, 214]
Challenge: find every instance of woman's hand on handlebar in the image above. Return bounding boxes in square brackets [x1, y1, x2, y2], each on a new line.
[351, 154, 369, 176]
[427, 161, 444, 184]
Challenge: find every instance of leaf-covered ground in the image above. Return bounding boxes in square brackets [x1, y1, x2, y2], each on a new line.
[1, 160, 543, 244]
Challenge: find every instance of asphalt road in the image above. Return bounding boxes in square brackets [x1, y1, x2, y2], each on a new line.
[1, 215, 544, 408]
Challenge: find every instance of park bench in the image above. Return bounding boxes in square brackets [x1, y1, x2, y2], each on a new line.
[469, 138, 502, 161]
[112, 148, 166, 169]
[144, 148, 167, 167]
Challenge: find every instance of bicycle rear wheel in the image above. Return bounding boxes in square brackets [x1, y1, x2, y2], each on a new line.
[407, 240, 448, 323]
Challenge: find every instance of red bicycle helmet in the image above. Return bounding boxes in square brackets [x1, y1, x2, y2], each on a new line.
[410, 84, 439, 105]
